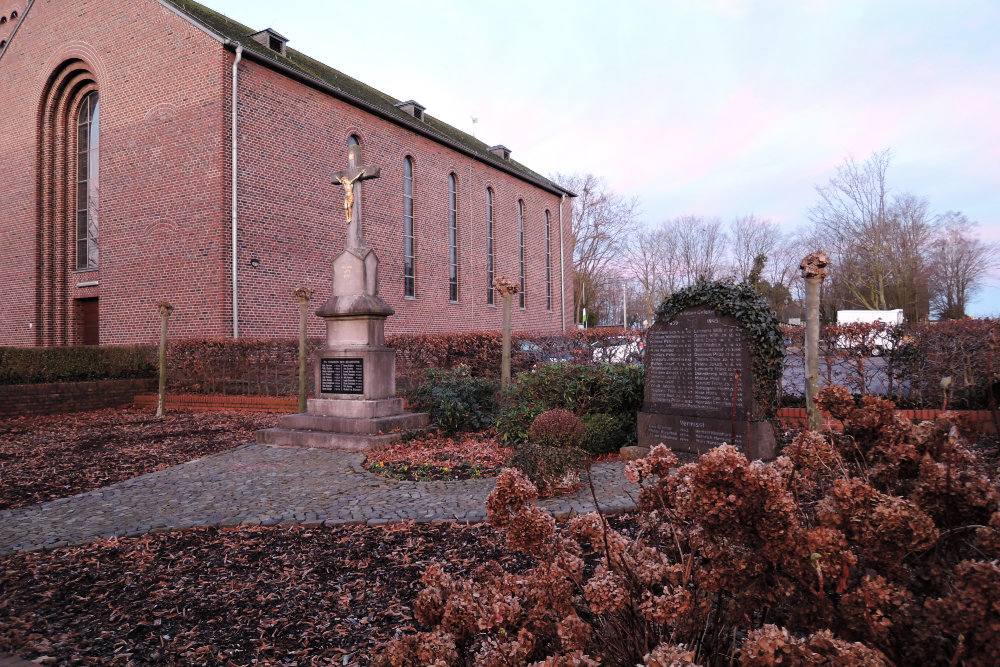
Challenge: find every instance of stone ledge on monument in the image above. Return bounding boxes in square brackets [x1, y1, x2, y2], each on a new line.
[255, 428, 406, 451]
[307, 397, 404, 418]
[315, 293, 393, 318]
[279, 411, 429, 435]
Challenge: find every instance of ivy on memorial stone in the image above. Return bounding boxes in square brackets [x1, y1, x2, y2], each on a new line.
[654, 279, 785, 418]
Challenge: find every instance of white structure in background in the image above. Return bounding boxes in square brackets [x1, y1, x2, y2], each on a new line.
[836, 309, 905, 352]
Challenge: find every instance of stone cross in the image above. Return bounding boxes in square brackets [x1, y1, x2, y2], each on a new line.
[332, 145, 381, 251]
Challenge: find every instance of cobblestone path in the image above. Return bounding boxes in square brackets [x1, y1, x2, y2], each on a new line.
[0, 444, 638, 555]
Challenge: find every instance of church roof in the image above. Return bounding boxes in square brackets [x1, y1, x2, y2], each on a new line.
[160, 0, 575, 198]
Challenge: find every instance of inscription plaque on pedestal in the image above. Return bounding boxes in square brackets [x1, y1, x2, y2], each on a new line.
[320, 358, 364, 395]
[637, 306, 776, 459]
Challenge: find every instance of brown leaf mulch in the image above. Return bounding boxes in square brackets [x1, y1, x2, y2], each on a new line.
[366, 430, 514, 481]
[0, 409, 278, 510]
[0, 522, 530, 666]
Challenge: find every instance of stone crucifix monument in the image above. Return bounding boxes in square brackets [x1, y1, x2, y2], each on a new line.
[257, 145, 429, 449]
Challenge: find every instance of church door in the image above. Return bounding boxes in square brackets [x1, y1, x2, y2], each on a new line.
[76, 298, 99, 345]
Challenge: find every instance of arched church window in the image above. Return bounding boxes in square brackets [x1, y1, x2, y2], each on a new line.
[347, 134, 360, 146]
[76, 91, 99, 270]
[486, 187, 494, 305]
[403, 156, 415, 297]
[518, 199, 526, 308]
[448, 173, 458, 302]
[545, 209, 552, 311]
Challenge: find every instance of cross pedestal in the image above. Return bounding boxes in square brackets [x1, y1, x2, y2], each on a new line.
[256, 146, 428, 450]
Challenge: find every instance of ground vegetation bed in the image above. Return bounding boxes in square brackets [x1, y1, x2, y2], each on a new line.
[0, 521, 535, 665]
[366, 431, 514, 482]
[0, 409, 277, 510]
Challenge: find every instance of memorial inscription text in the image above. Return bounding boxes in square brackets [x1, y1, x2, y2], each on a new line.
[320, 358, 364, 395]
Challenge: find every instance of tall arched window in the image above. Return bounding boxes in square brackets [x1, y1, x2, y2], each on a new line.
[486, 187, 494, 305]
[448, 173, 458, 302]
[403, 156, 415, 297]
[545, 209, 552, 311]
[76, 91, 99, 270]
[37, 59, 99, 346]
[518, 200, 526, 308]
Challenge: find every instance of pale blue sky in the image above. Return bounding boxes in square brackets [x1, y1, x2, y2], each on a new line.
[205, 0, 999, 316]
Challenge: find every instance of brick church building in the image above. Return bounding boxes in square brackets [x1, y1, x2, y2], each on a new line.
[0, 0, 574, 347]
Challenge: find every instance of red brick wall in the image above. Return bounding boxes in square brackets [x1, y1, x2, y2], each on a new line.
[0, 378, 157, 417]
[0, 0, 232, 347]
[0, 0, 573, 347]
[234, 59, 572, 338]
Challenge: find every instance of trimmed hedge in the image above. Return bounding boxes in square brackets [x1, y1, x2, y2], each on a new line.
[0, 345, 156, 385]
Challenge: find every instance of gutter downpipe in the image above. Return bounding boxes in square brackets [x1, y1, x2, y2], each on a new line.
[231, 44, 243, 339]
[559, 194, 566, 332]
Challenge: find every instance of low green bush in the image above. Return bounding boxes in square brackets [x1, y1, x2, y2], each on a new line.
[509, 442, 585, 495]
[580, 412, 626, 455]
[405, 365, 498, 435]
[496, 363, 643, 446]
[0, 345, 155, 385]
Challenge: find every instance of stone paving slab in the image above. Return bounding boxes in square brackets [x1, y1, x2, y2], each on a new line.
[0, 444, 639, 556]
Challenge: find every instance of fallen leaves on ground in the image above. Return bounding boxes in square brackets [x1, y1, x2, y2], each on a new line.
[0, 409, 278, 510]
[366, 431, 514, 481]
[0, 522, 534, 665]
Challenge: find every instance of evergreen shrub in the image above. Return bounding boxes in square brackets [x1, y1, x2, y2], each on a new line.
[580, 413, 625, 455]
[496, 363, 643, 447]
[405, 365, 498, 435]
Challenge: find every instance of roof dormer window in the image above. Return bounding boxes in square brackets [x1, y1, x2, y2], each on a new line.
[488, 145, 512, 161]
[249, 28, 288, 57]
[394, 100, 426, 121]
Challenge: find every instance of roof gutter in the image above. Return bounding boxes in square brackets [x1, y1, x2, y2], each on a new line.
[223, 42, 575, 199]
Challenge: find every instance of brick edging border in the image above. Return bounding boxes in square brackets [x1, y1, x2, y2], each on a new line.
[0, 378, 157, 418]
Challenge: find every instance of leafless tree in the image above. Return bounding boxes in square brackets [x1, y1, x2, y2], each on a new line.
[809, 149, 895, 310]
[884, 193, 935, 321]
[625, 225, 676, 325]
[672, 215, 728, 286]
[730, 215, 782, 282]
[929, 212, 999, 319]
[552, 172, 640, 324]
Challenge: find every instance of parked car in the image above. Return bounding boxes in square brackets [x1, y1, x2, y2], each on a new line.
[591, 336, 644, 364]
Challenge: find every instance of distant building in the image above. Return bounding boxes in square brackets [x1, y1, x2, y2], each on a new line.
[0, 0, 574, 346]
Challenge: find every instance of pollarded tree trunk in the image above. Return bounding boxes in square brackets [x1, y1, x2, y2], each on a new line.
[800, 252, 830, 431]
[155, 301, 174, 419]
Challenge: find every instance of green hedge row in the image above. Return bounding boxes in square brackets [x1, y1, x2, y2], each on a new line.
[0, 345, 156, 385]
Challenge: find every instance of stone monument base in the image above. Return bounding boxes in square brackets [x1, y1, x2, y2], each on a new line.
[637, 411, 776, 460]
[256, 397, 429, 451]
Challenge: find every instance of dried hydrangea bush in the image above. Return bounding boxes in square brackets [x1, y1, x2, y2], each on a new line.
[377, 386, 999, 666]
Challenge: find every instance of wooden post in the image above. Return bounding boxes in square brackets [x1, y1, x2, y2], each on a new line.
[155, 301, 174, 418]
[493, 277, 521, 392]
[294, 286, 314, 414]
[800, 252, 829, 431]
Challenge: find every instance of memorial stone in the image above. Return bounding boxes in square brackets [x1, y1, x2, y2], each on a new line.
[257, 145, 428, 449]
[637, 306, 776, 459]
